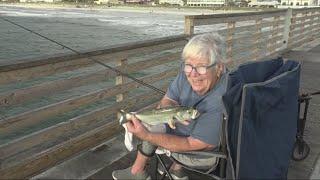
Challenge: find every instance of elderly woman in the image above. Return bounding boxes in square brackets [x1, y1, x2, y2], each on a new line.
[112, 33, 227, 180]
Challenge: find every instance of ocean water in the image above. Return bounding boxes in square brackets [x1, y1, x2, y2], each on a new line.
[0, 6, 186, 62]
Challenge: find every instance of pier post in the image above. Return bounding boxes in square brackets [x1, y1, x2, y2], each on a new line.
[310, 10, 318, 41]
[184, 16, 194, 36]
[226, 21, 235, 67]
[252, 18, 262, 61]
[116, 58, 128, 119]
[282, 8, 292, 51]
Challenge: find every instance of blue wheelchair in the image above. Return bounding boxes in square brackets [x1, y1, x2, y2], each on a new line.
[157, 57, 315, 179]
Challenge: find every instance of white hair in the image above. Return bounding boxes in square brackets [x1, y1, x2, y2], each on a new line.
[182, 33, 226, 65]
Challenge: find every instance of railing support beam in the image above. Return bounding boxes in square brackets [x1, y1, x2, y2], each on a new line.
[282, 8, 293, 51]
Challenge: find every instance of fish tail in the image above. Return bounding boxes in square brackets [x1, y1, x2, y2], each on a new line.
[119, 110, 128, 125]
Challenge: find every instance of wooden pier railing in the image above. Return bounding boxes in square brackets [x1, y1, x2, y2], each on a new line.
[185, 7, 320, 66]
[0, 7, 319, 179]
[0, 35, 187, 179]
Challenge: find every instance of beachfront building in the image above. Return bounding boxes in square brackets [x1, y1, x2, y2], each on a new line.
[94, 0, 120, 4]
[186, 0, 225, 6]
[19, 0, 61, 2]
[280, 0, 317, 6]
[248, 0, 280, 7]
[159, 0, 184, 6]
[123, 0, 152, 3]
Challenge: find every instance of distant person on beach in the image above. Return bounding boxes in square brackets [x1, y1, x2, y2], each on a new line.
[112, 32, 227, 180]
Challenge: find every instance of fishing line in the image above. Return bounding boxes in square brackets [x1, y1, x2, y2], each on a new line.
[1, 17, 166, 96]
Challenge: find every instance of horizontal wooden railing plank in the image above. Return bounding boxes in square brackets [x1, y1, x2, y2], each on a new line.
[288, 29, 319, 48]
[218, 19, 285, 36]
[290, 24, 320, 39]
[0, 57, 95, 85]
[187, 9, 286, 20]
[0, 121, 120, 179]
[234, 51, 260, 65]
[0, 38, 186, 85]
[232, 34, 283, 55]
[290, 20, 320, 36]
[266, 42, 283, 56]
[290, 18, 320, 30]
[189, 11, 286, 26]
[230, 30, 283, 45]
[0, 69, 115, 107]
[0, 87, 165, 179]
[290, 21, 318, 32]
[0, 68, 178, 134]
[289, 24, 320, 41]
[234, 19, 284, 33]
[0, 35, 187, 73]
[0, 52, 181, 107]
[293, 13, 319, 22]
[232, 38, 283, 63]
[288, 27, 320, 48]
[292, 8, 320, 15]
[0, 71, 175, 159]
[0, 84, 166, 165]
[231, 32, 263, 45]
[289, 38, 312, 49]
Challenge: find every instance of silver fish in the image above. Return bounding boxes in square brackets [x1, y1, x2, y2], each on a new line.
[119, 106, 200, 129]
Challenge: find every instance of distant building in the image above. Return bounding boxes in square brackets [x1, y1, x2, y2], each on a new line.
[186, 0, 225, 6]
[94, 0, 120, 4]
[124, 0, 152, 3]
[20, 0, 61, 2]
[280, 0, 316, 6]
[248, 0, 280, 7]
[234, 0, 249, 7]
[159, 0, 184, 6]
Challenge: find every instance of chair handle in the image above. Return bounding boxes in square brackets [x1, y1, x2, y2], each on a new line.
[178, 151, 227, 159]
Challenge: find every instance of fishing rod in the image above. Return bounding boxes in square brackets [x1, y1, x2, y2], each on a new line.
[1, 17, 166, 96]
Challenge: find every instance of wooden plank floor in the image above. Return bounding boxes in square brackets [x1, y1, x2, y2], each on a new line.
[89, 151, 215, 180]
[89, 44, 320, 180]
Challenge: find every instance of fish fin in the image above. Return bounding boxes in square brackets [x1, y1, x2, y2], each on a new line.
[168, 118, 176, 129]
[143, 122, 152, 131]
[174, 115, 183, 122]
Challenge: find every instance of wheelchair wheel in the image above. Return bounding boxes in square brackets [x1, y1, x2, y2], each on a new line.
[292, 140, 310, 161]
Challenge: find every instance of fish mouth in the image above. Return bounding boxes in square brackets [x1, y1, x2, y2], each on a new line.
[191, 110, 200, 119]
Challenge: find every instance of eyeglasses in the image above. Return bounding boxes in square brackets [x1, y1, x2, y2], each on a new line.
[184, 63, 216, 75]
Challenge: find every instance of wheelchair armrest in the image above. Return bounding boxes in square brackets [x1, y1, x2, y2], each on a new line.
[177, 151, 227, 159]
